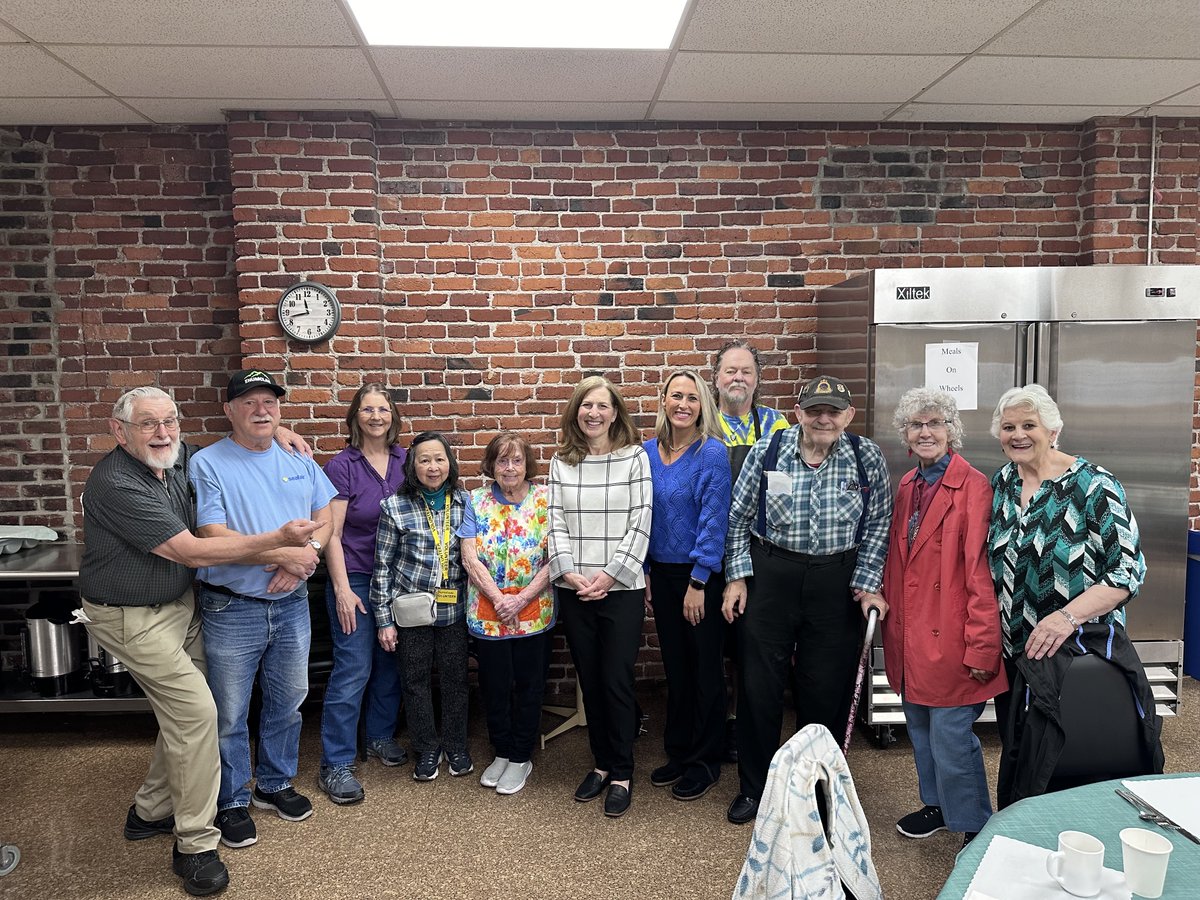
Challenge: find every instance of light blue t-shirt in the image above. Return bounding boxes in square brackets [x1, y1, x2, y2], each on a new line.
[190, 436, 337, 598]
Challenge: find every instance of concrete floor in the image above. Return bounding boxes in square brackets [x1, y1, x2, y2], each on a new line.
[0, 679, 1197, 900]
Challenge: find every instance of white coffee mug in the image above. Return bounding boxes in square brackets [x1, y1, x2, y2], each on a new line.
[1120, 827, 1172, 898]
[1045, 830, 1105, 897]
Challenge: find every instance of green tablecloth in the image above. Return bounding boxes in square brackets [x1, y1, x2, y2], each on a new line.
[938, 774, 1200, 898]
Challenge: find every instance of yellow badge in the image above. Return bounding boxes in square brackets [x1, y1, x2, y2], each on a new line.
[435, 588, 459, 605]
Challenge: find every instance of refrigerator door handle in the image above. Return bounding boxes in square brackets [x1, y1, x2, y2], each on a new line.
[1024, 322, 1054, 389]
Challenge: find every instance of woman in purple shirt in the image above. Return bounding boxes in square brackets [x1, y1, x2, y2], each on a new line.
[318, 383, 407, 805]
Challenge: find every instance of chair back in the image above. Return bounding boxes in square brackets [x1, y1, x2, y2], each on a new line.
[1054, 652, 1150, 780]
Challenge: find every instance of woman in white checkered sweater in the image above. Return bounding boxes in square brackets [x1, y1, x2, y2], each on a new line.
[547, 375, 653, 819]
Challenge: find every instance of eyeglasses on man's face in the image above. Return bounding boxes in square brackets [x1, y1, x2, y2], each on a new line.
[121, 417, 181, 434]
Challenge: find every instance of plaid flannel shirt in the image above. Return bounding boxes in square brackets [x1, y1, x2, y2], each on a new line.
[725, 426, 893, 592]
[547, 445, 653, 590]
[371, 489, 469, 628]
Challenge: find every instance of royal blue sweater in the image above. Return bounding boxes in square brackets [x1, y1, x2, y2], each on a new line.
[643, 436, 732, 583]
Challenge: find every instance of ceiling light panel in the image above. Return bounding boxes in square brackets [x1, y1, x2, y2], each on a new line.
[348, 0, 687, 49]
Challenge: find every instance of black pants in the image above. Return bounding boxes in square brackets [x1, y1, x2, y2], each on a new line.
[475, 630, 553, 764]
[558, 586, 643, 780]
[737, 542, 863, 800]
[650, 561, 726, 782]
[396, 618, 469, 754]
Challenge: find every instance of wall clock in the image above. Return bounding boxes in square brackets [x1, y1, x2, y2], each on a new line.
[277, 281, 341, 343]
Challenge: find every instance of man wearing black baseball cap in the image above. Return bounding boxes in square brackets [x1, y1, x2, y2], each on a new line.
[189, 369, 337, 851]
[720, 374, 893, 825]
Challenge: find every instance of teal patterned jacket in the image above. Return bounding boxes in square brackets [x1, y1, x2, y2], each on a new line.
[988, 457, 1146, 657]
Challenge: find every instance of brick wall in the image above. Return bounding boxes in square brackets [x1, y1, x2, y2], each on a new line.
[1, 113, 1198, 696]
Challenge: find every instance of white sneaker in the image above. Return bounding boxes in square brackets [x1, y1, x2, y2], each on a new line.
[496, 760, 533, 795]
[480, 756, 510, 788]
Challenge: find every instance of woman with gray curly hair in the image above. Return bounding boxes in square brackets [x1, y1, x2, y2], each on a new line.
[873, 387, 1007, 849]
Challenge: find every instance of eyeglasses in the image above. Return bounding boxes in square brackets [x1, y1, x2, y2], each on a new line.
[905, 419, 949, 433]
[495, 457, 525, 470]
[120, 417, 180, 434]
[358, 406, 392, 416]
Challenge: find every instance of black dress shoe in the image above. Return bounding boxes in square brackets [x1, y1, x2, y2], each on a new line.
[672, 774, 717, 801]
[604, 783, 632, 818]
[727, 793, 759, 825]
[574, 771, 611, 802]
[649, 761, 684, 787]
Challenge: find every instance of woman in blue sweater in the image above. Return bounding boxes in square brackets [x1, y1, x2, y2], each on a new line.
[644, 367, 733, 801]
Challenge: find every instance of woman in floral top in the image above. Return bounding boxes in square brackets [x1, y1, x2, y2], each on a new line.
[460, 432, 553, 796]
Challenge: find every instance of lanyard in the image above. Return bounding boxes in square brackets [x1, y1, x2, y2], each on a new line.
[422, 498, 453, 581]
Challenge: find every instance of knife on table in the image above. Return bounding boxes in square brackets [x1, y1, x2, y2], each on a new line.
[1115, 787, 1200, 845]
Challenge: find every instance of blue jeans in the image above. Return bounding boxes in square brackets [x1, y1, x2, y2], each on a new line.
[199, 585, 310, 810]
[319, 573, 402, 766]
[903, 699, 993, 833]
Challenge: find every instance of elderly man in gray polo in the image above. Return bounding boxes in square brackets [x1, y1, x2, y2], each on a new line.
[80, 386, 317, 897]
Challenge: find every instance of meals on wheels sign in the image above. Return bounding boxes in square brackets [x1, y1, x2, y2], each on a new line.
[924, 342, 979, 411]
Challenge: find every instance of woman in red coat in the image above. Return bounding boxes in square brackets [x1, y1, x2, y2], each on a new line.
[871, 388, 1007, 849]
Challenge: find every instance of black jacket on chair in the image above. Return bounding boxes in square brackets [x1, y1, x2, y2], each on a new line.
[997, 622, 1164, 809]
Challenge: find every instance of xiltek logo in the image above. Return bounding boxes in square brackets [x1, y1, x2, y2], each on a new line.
[896, 286, 931, 300]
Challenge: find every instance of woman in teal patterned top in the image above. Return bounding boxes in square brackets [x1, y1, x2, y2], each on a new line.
[986, 384, 1146, 664]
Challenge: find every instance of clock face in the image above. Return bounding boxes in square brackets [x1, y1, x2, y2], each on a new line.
[277, 282, 341, 343]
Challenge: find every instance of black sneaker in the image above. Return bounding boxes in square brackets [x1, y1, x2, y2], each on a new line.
[214, 807, 256, 849]
[172, 843, 229, 897]
[251, 786, 313, 822]
[124, 805, 175, 840]
[413, 749, 443, 781]
[896, 805, 947, 839]
[962, 831, 979, 848]
[650, 761, 684, 787]
[365, 737, 408, 767]
[446, 749, 474, 777]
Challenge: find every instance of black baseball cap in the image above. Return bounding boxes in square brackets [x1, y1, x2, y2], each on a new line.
[226, 369, 286, 402]
[797, 374, 852, 410]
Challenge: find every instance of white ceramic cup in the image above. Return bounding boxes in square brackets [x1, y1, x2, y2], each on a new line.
[1120, 827, 1173, 898]
[1045, 830, 1105, 897]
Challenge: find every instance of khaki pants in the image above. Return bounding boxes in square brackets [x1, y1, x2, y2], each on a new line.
[82, 590, 221, 853]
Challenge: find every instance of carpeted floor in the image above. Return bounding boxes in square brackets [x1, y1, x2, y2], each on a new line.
[1, 679, 1197, 900]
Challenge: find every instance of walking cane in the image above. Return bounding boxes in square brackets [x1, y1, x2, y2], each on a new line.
[842, 606, 879, 755]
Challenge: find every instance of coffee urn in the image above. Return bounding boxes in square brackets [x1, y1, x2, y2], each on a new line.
[87, 633, 137, 697]
[21, 601, 84, 696]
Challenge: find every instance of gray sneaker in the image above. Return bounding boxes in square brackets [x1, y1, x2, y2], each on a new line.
[319, 765, 365, 805]
[480, 756, 510, 788]
[496, 760, 532, 795]
[365, 737, 408, 767]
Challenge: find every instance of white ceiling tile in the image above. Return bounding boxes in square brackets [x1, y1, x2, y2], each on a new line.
[661, 52, 959, 103]
[50, 46, 386, 100]
[394, 100, 649, 120]
[0, 96, 145, 125]
[0, 0, 358, 45]
[372, 48, 668, 102]
[650, 100, 900, 121]
[0, 45, 104, 96]
[922, 56, 1200, 106]
[680, 0, 1039, 53]
[128, 97, 396, 124]
[1161, 83, 1200, 105]
[890, 103, 1138, 124]
[985, 0, 1200, 59]
[1147, 104, 1200, 117]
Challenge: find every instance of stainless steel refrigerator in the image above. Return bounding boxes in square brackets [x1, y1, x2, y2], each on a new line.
[814, 265, 1199, 742]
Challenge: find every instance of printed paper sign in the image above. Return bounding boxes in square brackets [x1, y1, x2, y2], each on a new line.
[925, 342, 978, 410]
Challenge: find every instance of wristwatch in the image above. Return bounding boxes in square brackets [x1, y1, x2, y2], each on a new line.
[308, 539, 322, 552]
[689, 577, 706, 591]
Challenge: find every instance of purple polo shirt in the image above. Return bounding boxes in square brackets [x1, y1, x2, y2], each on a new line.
[323, 443, 407, 575]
